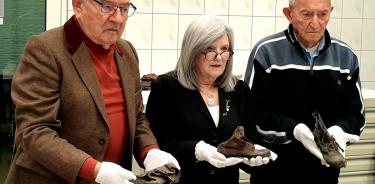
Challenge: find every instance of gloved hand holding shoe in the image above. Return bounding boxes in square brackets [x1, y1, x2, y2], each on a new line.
[243, 144, 277, 167]
[143, 149, 181, 172]
[95, 162, 136, 184]
[293, 123, 329, 167]
[195, 141, 244, 168]
[327, 125, 360, 158]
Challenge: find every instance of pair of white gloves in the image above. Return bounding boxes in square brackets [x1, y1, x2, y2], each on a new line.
[95, 149, 180, 184]
[293, 123, 359, 166]
[195, 141, 277, 168]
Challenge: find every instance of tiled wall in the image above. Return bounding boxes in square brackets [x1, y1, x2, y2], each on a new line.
[47, 0, 375, 90]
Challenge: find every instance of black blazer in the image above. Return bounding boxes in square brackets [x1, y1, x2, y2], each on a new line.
[146, 72, 262, 184]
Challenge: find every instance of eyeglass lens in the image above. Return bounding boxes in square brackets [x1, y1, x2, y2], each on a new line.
[94, 0, 137, 16]
[204, 51, 232, 61]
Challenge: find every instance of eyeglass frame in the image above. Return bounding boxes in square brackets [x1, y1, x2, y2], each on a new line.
[92, 0, 137, 17]
[200, 50, 234, 61]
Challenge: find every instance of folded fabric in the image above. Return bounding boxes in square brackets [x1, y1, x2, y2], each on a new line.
[312, 111, 346, 168]
[217, 126, 271, 158]
[130, 163, 181, 184]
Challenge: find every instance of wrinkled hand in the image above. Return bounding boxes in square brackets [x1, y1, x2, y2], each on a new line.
[95, 162, 136, 184]
[328, 125, 360, 158]
[293, 123, 329, 167]
[144, 149, 180, 172]
[195, 141, 244, 168]
[243, 144, 278, 167]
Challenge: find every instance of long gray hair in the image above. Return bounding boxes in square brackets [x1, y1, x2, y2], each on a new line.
[175, 16, 237, 92]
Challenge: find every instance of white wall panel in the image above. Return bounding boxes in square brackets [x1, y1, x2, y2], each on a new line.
[364, 0, 375, 18]
[341, 19, 362, 50]
[229, 0, 252, 16]
[126, 13, 153, 49]
[229, 16, 252, 50]
[152, 14, 178, 49]
[46, 0, 375, 90]
[342, 0, 363, 18]
[179, 0, 204, 14]
[205, 0, 229, 15]
[253, 0, 276, 16]
[362, 19, 375, 50]
[153, 0, 178, 14]
[151, 50, 178, 74]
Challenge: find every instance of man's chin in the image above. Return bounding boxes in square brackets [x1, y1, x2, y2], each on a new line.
[103, 37, 119, 45]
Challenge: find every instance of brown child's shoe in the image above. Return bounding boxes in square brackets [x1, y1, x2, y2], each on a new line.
[217, 126, 271, 158]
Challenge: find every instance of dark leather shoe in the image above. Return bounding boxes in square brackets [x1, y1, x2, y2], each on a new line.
[312, 111, 346, 168]
[217, 126, 271, 158]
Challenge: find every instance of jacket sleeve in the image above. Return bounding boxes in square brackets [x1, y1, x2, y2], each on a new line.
[123, 40, 159, 164]
[333, 60, 365, 137]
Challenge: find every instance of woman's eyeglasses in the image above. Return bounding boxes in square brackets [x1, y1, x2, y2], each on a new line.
[201, 50, 233, 61]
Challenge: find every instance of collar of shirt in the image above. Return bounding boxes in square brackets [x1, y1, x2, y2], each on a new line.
[293, 31, 325, 64]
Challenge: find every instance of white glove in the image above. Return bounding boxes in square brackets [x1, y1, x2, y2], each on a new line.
[243, 144, 278, 166]
[95, 162, 136, 184]
[195, 141, 244, 168]
[327, 125, 360, 158]
[293, 123, 329, 167]
[243, 156, 269, 167]
[144, 149, 181, 172]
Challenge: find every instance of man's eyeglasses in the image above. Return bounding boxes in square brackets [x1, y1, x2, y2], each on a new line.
[92, 0, 137, 17]
[201, 50, 233, 61]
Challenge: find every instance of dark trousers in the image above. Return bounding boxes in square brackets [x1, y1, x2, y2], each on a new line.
[250, 143, 340, 184]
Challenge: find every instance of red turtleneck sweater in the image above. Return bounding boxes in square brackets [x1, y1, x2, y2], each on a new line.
[78, 38, 128, 181]
[89, 41, 127, 164]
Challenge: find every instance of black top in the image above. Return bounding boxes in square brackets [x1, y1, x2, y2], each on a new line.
[146, 72, 263, 184]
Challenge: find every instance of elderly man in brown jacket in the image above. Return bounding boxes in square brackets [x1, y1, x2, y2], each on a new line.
[5, 0, 179, 184]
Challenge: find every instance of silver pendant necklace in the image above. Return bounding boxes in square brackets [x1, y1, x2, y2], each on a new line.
[200, 90, 215, 106]
[206, 95, 215, 106]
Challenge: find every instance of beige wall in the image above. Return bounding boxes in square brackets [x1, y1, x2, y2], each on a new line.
[47, 0, 375, 90]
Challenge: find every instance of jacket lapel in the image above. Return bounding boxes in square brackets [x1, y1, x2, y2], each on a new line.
[115, 46, 136, 141]
[71, 43, 109, 124]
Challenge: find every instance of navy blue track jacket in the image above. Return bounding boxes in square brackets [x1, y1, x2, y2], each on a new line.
[243, 24, 365, 183]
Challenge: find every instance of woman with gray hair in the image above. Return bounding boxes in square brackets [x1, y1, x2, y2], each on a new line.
[146, 16, 275, 184]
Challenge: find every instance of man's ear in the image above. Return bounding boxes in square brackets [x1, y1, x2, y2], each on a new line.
[283, 7, 292, 23]
[73, 0, 78, 8]
[73, 0, 83, 15]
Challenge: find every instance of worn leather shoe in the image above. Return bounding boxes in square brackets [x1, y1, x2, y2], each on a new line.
[217, 126, 271, 158]
[312, 111, 346, 168]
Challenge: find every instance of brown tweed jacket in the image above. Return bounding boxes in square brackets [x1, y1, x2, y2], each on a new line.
[5, 17, 157, 184]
